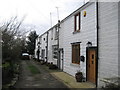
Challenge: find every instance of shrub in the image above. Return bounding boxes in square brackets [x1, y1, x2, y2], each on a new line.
[49, 64, 58, 70]
[103, 83, 120, 89]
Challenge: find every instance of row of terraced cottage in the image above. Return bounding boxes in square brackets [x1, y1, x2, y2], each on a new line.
[35, 1, 120, 88]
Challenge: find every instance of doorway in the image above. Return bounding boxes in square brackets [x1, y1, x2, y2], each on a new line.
[41, 49, 45, 61]
[86, 47, 97, 84]
[59, 48, 64, 71]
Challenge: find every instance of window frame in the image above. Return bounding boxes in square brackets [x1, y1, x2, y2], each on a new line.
[72, 43, 80, 64]
[74, 12, 81, 32]
[43, 38, 45, 41]
[55, 26, 58, 40]
[52, 45, 58, 59]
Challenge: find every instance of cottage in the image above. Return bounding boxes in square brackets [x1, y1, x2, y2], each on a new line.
[47, 25, 59, 65]
[35, 1, 120, 87]
[35, 32, 48, 62]
[59, 1, 97, 85]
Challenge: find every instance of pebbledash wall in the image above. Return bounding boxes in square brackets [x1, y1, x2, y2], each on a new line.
[97, 2, 119, 87]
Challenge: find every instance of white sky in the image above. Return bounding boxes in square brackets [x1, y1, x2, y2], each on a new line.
[0, 0, 89, 35]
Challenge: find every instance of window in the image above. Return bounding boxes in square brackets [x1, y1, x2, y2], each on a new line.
[72, 44, 80, 64]
[52, 45, 58, 59]
[74, 12, 80, 32]
[41, 49, 45, 60]
[51, 29, 53, 40]
[92, 54, 94, 59]
[55, 26, 58, 40]
[44, 38, 45, 41]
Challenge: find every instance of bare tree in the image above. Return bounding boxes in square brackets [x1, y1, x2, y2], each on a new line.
[1, 16, 26, 62]
[1, 16, 29, 86]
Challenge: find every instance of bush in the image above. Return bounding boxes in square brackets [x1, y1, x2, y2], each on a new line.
[102, 82, 120, 90]
[41, 61, 46, 65]
[103, 83, 120, 89]
[49, 64, 58, 70]
[46, 62, 50, 66]
[2, 61, 20, 86]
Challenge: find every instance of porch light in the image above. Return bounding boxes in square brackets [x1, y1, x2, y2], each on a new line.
[86, 41, 92, 47]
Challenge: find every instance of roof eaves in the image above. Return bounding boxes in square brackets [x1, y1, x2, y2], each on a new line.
[39, 1, 92, 37]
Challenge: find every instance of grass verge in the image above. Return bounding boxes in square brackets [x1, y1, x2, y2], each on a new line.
[2, 62, 10, 68]
[28, 65, 40, 74]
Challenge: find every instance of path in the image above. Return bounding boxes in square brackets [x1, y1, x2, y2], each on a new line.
[14, 60, 69, 89]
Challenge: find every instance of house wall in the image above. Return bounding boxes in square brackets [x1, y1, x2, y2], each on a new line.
[59, 2, 97, 78]
[40, 33, 47, 61]
[39, 37, 42, 60]
[48, 29, 53, 63]
[52, 27, 58, 45]
[47, 27, 58, 65]
[59, 21, 65, 70]
[118, 1, 120, 78]
[98, 2, 119, 87]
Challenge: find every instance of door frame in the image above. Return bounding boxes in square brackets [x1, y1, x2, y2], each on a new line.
[41, 49, 45, 61]
[86, 47, 98, 87]
[58, 48, 64, 71]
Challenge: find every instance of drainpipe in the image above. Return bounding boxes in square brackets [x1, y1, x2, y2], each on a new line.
[96, 0, 99, 88]
[46, 31, 48, 63]
[57, 20, 60, 69]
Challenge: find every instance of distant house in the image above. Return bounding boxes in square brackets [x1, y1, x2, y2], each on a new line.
[40, 33, 48, 62]
[35, 24, 59, 64]
[35, 1, 120, 87]
[47, 25, 59, 65]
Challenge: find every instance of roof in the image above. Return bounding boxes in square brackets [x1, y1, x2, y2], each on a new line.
[38, 1, 93, 37]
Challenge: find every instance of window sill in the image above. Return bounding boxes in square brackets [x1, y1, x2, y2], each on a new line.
[54, 38, 58, 40]
[73, 30, 80, 34]
[70, 63, 80, 67]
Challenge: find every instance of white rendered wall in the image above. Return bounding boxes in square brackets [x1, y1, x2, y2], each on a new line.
[98, 2, 119, 87]
[59, 2, 97, 78]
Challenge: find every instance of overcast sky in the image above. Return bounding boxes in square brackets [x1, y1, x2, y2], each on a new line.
[0, 0, 90, 35]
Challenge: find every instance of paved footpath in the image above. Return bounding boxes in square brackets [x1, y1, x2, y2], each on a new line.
[14, 60, 69, 89]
